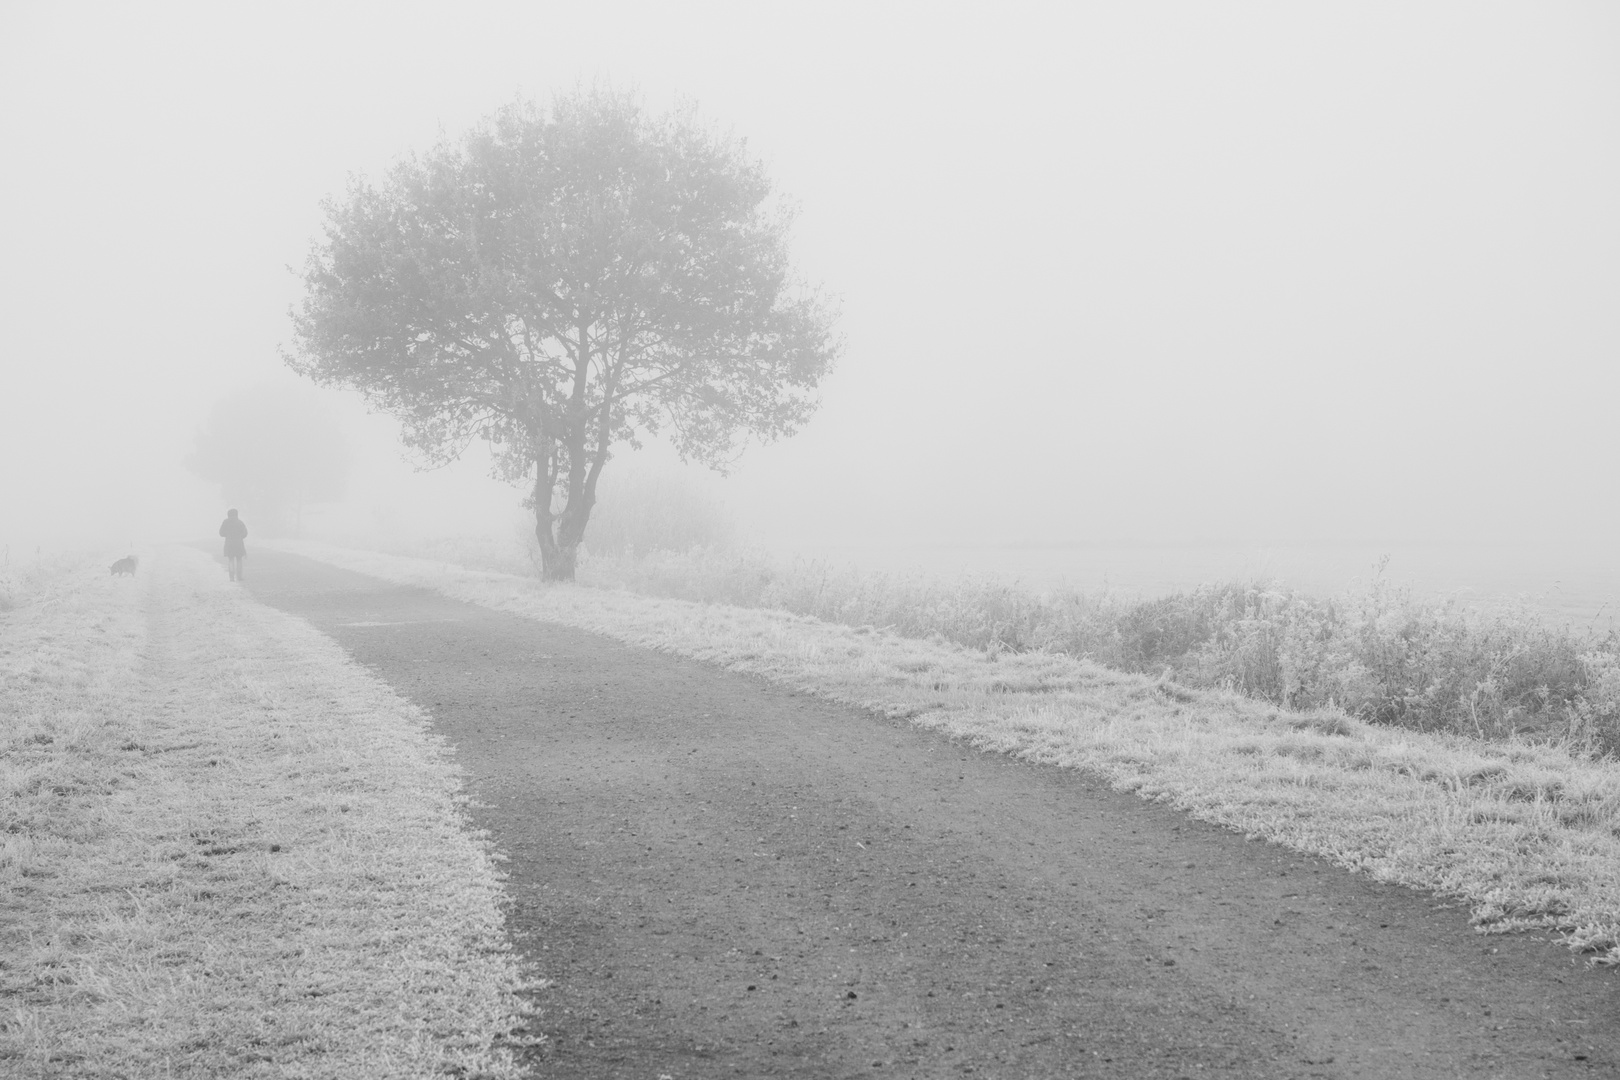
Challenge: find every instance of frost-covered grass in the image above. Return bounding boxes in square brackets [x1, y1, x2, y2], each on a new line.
[338, 535, 1620, 751]
[0, 549, 86, 613]
[586, 548, 1620, 753]
[269, 539, 1620, 966]
[0, 546, 536, 1078]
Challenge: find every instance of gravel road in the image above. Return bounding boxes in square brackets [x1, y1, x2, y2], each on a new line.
[244, 550, 1620, 1079]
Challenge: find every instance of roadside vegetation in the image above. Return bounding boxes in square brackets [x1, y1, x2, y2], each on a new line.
[271, 539, 1620, 966]
[0, 549, 80, 613]
[588, 548, 1620, 755]
[356, 530, 1620, 754]
[0, 547, 535, 1078]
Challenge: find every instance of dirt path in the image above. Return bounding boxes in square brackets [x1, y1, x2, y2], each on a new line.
[242, 550, 1619, 1079]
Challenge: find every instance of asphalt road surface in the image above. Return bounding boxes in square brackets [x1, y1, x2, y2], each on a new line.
[242, 550, 1620, 1079]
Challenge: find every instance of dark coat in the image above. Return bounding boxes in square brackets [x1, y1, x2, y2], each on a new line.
[219, 516, 248, 558]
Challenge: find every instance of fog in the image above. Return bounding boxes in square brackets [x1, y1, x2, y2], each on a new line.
[2, 2, 1617, 608]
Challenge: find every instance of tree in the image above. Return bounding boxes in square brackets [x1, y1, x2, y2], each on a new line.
[186, 384, 349, 536]
[286, 89, 840, 580]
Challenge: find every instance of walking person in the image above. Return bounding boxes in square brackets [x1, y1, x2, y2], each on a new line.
[219, 509, 248, 581]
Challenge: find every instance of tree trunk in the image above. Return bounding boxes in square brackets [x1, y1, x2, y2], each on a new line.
[543, 499, 595, 582]
[534, 468, 592, 582]
[536, 523, 578, 581]
[534, 466, 571, 582]
[534, 508, 580, 582]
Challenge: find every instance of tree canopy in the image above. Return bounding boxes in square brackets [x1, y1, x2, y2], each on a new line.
[287, 89, 840, 578]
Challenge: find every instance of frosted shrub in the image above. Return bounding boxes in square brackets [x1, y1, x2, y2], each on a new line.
[585, 547, 1620, 753]
[1573, 651, 1620, 750]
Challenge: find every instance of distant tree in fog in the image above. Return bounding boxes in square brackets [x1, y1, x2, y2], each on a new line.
[186, 385, 349, 535]
[286, 88, 839, 581]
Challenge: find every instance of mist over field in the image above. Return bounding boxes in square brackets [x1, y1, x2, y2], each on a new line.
[13, 12, 1620, 1069]
[2, 2, 1616, 614]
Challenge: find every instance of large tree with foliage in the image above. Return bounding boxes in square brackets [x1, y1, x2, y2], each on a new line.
[287, 90, 840, 579]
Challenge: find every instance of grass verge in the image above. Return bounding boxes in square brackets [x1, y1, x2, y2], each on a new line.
[582, 547, 1620, 751]
[0, 545, 535, 1078]
[330, 536, 1620, 750]
[271, 538, 1620, 966]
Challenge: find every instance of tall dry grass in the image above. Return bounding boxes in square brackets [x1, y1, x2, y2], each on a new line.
[583, 548, 1620, 753]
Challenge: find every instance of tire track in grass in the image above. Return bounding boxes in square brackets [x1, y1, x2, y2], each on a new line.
[0, 546, 533, 1078]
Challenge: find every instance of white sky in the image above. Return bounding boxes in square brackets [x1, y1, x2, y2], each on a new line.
[2, 1, 1617, 554]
